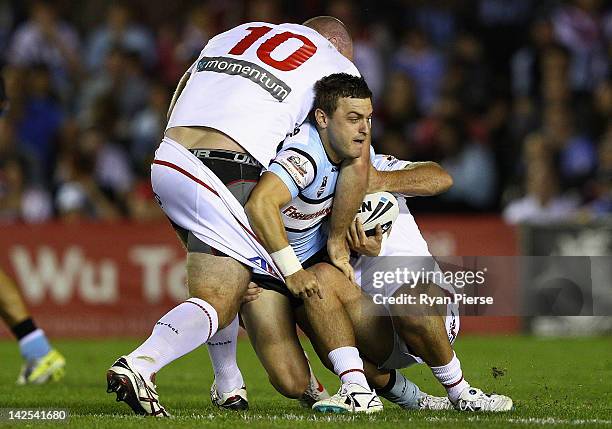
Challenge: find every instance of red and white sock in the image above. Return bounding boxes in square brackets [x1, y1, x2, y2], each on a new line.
[207, 315, 244, 393]
[328, 346, 369, 389]
[128, 298, 219, 381]
[430, 352, 470, 403]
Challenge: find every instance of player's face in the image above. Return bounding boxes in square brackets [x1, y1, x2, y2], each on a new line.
[328, 97, 372, 160]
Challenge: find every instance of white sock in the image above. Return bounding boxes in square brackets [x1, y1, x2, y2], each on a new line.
[430, 352, 470, 403]
[328, 346, 369, 389]
[207, 315, 244, 393]
[128, 298, 219, 380]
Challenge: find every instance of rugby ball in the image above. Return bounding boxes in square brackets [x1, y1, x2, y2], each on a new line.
[355, 192, 399, 236]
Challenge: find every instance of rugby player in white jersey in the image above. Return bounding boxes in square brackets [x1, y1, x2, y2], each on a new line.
[105, 18, 372, 417]
[210, 73, 513, 413]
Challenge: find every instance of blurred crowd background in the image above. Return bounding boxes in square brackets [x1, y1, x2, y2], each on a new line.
[0, 0, 610, 224]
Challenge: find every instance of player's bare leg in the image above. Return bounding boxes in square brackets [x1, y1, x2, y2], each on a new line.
[207, 284, 329, 409]
[384, 283, 512, 411]
[241, 290, 311, 398]
[0, 270, 65, 385]
[297, 265, 453, 410]
[107, 252, 250, 416]
[299, 263, 381, 413]
[0, 269, 29, 326]
[389, 283, 453, 366]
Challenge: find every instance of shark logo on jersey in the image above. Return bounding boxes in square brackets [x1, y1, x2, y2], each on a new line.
[316, 176, 328, 198]
[275, 150, 315, 189]
[287, 155, 308, 176]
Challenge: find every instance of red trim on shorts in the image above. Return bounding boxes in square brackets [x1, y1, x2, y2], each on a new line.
[185, 299, 214, 342]
[443, 375, 464, 389]
[153, 160, 218, 196]
[339, 368, 365, 378]
[152, 159, 260, 243]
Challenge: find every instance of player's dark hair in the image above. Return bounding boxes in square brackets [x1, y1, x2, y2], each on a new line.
[313, 73, 372, 116]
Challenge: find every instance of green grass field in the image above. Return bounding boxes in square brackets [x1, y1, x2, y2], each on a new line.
[0, 336, 610, 428]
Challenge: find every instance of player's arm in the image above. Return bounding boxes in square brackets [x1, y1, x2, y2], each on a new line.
[367, 161, 453, 196]
[245, 172, 293, 252]
[327, 138, 370, 281]
[245, 172, 322, 299]
[167, 71, 191, 120]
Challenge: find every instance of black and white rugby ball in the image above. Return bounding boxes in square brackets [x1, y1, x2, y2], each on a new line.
[355, 192, 399, 236]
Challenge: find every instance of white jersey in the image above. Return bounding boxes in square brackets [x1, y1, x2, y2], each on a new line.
[369, 150, 430, 255]
[167, 22, 360, 167]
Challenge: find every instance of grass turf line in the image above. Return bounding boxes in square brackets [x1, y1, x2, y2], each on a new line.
[0, 336, 610, 428]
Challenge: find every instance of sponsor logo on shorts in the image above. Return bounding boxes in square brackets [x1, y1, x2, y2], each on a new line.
[248, 256, 277, 276]
[196, 56, 291, 102]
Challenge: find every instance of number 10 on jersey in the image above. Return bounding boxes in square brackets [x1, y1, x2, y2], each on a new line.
[229, 26, 317, 71]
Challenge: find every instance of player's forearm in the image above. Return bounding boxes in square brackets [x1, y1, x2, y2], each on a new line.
[329, 144, 371, 241]
[368, 162, 453, 196]
[244, 197, 291, 253]
[328, 144, 370, 242]
[167, 72, 190, 120]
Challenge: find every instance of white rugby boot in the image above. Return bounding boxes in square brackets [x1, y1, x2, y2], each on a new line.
[312, 382, 383, 413]
[210, 381, 249, 411]
[106, 356, 169, 417]
[417, 392, 454, 410]
[454, 387, 513, 412]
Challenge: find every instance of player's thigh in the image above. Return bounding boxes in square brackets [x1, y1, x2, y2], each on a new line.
[388, 283, 447, 328]
[241, 290, 310, 395]
[297, 264, 396, 365]
[186, 252, 251, 326]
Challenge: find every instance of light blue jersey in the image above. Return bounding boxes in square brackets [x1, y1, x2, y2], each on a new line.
[267, 122, 340, 262]
[268, 124, 411, 262]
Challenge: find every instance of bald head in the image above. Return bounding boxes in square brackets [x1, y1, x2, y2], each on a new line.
[303, 16, 353, 61]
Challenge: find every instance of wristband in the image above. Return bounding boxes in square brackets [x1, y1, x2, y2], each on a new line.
[270, 246, 302, 277]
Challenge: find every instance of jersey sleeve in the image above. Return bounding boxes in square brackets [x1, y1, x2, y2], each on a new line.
[268, 148, 318, 199]
[371, 153, 412, 172]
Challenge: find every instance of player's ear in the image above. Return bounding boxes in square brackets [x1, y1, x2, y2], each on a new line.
[314, 108, 328, 129]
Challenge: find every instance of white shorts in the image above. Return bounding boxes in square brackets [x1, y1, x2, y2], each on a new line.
[151, 138, 281, 279]
[353, 212, 460, 369]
